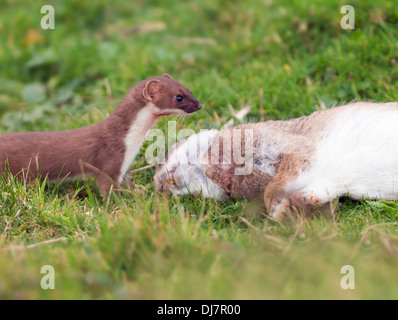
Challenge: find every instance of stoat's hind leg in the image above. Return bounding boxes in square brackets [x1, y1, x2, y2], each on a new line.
[263, 153, 335, 221]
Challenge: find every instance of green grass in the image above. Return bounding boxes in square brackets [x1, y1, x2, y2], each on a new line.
[1, 0, 398, 299]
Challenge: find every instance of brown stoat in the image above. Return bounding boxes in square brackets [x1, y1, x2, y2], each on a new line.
[0, 73, 202, 196]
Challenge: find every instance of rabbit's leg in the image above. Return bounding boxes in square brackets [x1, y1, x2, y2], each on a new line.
[263, 153, 331, 220]
[265, 184, 331, 221]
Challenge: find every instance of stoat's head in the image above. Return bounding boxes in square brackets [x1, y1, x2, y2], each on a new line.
[141, 74, 202, 116]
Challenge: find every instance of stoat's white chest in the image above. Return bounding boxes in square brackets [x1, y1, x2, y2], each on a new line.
[119, 104, 159, 183]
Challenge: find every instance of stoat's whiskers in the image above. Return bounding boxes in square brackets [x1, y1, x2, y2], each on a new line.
[177, 114, 187, 126]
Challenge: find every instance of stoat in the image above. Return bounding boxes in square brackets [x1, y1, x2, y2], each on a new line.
[0, 74, 202, 197]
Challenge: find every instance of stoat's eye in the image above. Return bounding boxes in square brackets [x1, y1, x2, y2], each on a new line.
[176, 95, 183, 102]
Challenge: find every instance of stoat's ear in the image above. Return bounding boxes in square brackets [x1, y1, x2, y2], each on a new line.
[143, 79, 164, 101]
[162, 73, 173, 79]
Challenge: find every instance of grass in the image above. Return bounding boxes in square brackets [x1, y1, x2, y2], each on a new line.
[0, 0, 398, 299]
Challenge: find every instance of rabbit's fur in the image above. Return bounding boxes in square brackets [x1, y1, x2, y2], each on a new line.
[154, 102, 398, 220]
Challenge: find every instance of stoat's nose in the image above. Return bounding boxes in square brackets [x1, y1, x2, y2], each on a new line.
[184, 102, 202, 114]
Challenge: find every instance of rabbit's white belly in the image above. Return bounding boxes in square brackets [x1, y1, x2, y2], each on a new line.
[286, 104, 398, 201]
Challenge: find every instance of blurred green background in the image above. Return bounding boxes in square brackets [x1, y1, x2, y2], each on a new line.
[1, 0, 397, 133]
[0, 0, 398, 300]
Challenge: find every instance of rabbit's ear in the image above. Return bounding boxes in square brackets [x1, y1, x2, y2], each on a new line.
[162, 73, 173, 79]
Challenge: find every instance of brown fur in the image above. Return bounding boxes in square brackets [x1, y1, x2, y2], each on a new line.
[0, 74, 201, 197]
[204, 107, 340, 218]
[204, 127, 273, 199]
[155, 102, 398, 220]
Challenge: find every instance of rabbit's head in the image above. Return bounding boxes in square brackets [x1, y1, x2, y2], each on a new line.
[154, 129, 226, 198]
